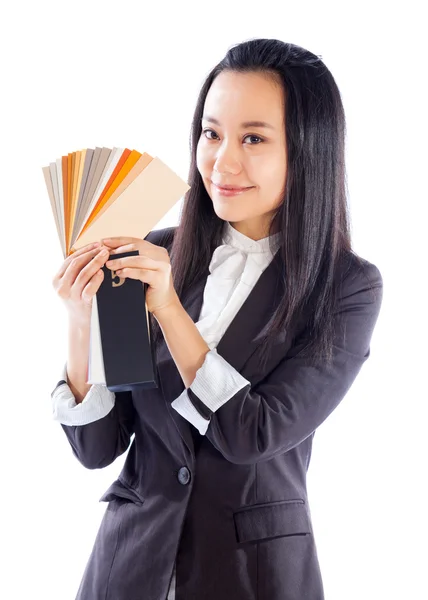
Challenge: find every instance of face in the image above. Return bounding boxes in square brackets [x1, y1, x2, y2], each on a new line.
[196, 70, 287, 240]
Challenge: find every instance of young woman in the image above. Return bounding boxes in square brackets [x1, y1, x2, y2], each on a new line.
[51, 38, 383, 600]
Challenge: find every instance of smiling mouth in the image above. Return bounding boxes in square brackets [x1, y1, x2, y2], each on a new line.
[212, 182, 254, 191]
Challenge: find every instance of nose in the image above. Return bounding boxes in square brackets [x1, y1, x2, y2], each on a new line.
[213, 140, 242, 175]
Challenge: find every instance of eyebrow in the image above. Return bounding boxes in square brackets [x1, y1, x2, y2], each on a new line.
[202, 115, 276, 130]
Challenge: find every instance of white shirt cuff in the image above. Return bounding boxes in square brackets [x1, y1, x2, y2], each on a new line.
[171, 349, 250, 434]
[52, 364, 116, 426]
[171, 392, 210, 435]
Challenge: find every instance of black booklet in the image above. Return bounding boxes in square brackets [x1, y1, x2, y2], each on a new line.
[94, 250, 158, 392]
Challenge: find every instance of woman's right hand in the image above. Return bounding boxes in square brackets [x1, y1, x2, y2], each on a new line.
[52, 241, 111, 327]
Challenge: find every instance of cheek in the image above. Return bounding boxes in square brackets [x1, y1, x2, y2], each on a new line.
[196, 139, 214, 175]
[257, 154, 286, 191]
[196, 143, 213, 196]
[196, 139, 207, 167]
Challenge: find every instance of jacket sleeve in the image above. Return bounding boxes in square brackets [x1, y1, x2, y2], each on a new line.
[59, 392, 135, 470]
[172, 260, 383, 464]
[52, 370, 135, 470]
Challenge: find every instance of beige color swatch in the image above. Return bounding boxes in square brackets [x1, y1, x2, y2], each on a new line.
[42, 166, 65, 256]
[56, 157, 65, 249]
[72, 157, 189, 250]
[80, 149, 143, 233]
[89, 152, 153, 226]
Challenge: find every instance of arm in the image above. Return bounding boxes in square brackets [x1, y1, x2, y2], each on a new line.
[59, 392, 135, 470]
[163, 261, 383, 464]
[52, 364, 135, 470]
[53, 306, 135, 469]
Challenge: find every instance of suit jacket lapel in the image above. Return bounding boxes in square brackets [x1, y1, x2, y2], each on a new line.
[216, 249, 285, 372]
[159, 249, 285, 457]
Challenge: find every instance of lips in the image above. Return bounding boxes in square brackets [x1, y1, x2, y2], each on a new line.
[212, 182, 253, 191]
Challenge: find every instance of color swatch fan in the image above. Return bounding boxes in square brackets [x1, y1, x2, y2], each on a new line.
[42, 147, 190, 392]
[42, 147, 189, 257]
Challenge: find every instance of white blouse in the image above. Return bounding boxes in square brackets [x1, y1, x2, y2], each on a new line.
[195, 221, 280, 348]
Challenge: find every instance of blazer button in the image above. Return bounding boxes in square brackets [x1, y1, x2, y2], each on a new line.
[178, 467, 191, 485]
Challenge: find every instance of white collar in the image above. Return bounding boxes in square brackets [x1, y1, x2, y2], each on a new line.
[222, 221, 281, 254]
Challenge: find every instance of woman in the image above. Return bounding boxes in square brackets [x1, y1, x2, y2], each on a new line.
[51, 38, 383, 600]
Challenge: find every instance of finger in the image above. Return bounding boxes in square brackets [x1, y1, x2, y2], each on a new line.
[53, 243, 103, 282]
[115, 268, 156, 284]
[101, 236, 139, 248]
[68, 241, 100, 257]
[107, 243, 136, 256]
[73, 247, 111, 292]
[105, 255, 159, 271]
[58, 242, 101, 274]
[102, 237, 156, 253]
[59, 247, 109, 294]
[109, 242, 160, 258]
[81, 269, 105, 305]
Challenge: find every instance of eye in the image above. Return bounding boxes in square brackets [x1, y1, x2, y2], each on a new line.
[243, 134, 264, 145]
[202, 129, 219, 140]
[202, 129, 264, 144]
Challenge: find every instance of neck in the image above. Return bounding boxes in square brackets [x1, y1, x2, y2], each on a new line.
[228, 221, 272, 241]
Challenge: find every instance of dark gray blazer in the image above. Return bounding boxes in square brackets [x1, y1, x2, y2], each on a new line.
[58, 226, 383, 600]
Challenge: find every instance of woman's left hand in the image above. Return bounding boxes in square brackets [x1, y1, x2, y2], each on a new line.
[102, 236, 180, 316]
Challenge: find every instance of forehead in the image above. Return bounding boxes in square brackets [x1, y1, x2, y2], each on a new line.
[203, 71, 284, 126]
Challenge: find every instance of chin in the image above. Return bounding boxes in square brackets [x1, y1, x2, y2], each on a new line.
[212, 201, 244, 222]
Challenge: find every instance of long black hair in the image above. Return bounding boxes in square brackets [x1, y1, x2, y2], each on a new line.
[151, 38, 360, 371]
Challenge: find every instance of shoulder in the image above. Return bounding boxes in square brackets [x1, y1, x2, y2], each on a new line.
[144, 226, 177, 251]
[335, 250, 383, 308]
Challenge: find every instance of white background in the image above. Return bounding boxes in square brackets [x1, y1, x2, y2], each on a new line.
[1, 1, 426, 598]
